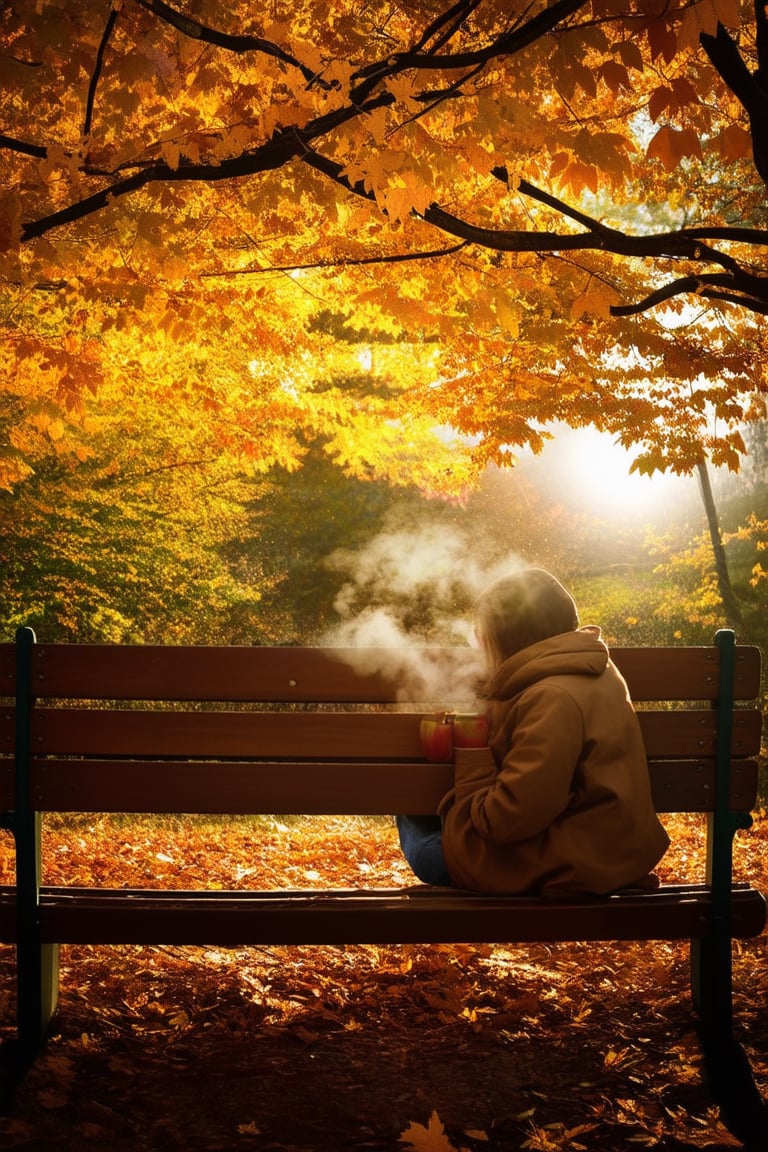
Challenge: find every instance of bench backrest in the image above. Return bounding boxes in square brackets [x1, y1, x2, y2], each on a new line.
[0, 629, 762, 819]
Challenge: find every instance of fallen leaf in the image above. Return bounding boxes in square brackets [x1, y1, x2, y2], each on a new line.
[237, 1121, 261, 1135]
[400, 1110, 464, 1152]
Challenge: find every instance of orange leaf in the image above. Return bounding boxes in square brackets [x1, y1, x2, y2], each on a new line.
[648, 86, 671, 123]
[645, 17, 678, 64]
[599, 60, 631, 93]
[646, 126, 702, 170]
[713, 123, 753, 162]
[400, 1111, 465, 1152]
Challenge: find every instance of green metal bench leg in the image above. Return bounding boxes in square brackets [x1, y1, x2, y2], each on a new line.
[1, 807, 59, 1109]
[688, 631, 768, 1147]
[13, 627, 61, 1074]
[17, 813, 60, 1061]
[691, 935, 767, 1147]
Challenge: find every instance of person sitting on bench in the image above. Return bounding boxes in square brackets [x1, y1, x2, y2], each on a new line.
[397, 567, 669, 894]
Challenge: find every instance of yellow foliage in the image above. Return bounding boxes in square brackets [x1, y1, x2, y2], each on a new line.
[0, 0, 766, 502]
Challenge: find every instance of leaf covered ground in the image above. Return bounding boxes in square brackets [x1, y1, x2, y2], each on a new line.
[0, 812, 766, 1152]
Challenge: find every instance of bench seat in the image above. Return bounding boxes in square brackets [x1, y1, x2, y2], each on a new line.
[0, 881, 765, 946]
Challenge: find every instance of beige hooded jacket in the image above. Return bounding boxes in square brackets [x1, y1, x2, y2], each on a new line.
[439, 627, 670, 895]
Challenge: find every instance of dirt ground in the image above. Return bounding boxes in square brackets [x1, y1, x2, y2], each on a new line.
[1, 815, 766, 1151]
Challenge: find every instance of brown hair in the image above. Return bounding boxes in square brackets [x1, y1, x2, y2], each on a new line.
[474, 568, 579, 671]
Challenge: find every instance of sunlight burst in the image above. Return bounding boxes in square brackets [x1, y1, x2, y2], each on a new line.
[542, 428, 691, 520]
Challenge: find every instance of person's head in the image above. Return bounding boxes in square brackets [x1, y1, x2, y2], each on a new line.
[473, 568, 579, 672]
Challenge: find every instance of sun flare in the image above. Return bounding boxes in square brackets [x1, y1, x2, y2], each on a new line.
[537, 428, 691, 520]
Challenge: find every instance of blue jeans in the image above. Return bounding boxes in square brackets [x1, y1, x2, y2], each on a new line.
[396, 815, 452, 886]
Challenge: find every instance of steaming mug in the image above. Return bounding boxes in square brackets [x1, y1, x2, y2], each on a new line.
[419, 712, 489, 761]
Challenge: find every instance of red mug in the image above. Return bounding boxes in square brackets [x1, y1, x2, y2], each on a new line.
[419, 712, 489, 761]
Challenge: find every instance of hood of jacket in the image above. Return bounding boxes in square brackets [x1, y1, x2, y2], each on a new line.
[483, 626, 609, 702]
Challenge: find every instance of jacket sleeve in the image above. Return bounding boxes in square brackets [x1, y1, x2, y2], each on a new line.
[446, 684, 585, 844]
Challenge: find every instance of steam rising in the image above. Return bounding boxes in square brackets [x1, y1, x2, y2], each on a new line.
[321, 518, 522, 703]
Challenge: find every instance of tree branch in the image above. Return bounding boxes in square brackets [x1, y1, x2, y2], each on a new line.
[18, 0, 587, 243]
[611, 277, 768, 316]
[14, 1, 768, 318]
[352, 0, 586, 102]
[422, 199, 745, 272]
[518, 178, 616, 236]
[134, 0, 315, 80]
[100, 456, 225, 486]
[301, 148, 768, 314]
[517, 180, 759, 269]
[0, 133, 47, 158]
[200, 240, 470, 278]
[610, 275, 720, 316]
[83, 5, 120, 139]
[411, 0, 482, 55]
[20, 98, 390, 242]
[695, 289, 768, 314]
[360, 0, 584, 77]
[701, 18, 768, 186]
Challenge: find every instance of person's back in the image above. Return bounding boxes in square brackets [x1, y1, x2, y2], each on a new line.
[439, 622, 670, 894]
[397, 567, 669, 894]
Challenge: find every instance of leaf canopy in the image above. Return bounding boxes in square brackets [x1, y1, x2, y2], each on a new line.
[2, 0, 768, 495]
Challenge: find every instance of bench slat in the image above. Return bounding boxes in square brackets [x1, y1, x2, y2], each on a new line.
[615, 645, 760, 701]
[10, 644, 484, 704]
[6, 704, 761, 759]
[636, 707, 762, 757]
[0, 884, 764, 945]
[1, 642, 761, 704]
[0, 756, 757, 815]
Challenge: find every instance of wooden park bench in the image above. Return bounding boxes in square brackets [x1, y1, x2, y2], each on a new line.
[1, 626, 766, 1143]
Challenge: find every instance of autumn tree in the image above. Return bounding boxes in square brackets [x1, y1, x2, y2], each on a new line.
[3, 0, 768, 539]
[0, 354, 285, 642]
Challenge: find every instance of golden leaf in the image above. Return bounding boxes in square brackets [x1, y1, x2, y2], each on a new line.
[400, 1111, 464, 1152]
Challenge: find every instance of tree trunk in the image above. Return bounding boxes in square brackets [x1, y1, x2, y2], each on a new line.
[696, 457, 743, 630]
